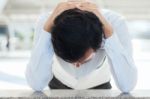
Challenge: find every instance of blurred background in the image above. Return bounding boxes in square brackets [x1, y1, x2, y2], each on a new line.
[0, 0, 150, 90]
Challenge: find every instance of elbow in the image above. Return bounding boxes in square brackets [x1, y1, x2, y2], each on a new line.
[25, 69, 44, 92]
[119, 77, 137, 93]
[119, 84, 135, 93]
[119, 69, 138, 93]
[27, 79, 44, 92]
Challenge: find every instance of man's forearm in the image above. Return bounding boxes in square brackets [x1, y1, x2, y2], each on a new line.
[104, 33, 137, 93]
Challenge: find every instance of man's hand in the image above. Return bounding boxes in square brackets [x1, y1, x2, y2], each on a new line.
[44, 2, 77, 32]
[77, 2, 113, 38]
[44, 1, 113, 38]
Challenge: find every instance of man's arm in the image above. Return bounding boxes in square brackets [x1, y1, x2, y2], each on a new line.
[103, 11, 138, 93]
[25, 12, 54, 91]
[26, 1, 79, 91]
[77, 2, 137, 93]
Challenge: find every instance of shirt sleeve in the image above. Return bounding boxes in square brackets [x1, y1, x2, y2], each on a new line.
[25, 12, 54, 91]
[104, 12, 138, 93]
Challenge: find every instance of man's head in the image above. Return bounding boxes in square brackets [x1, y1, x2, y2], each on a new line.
[51, 8, 103, 66]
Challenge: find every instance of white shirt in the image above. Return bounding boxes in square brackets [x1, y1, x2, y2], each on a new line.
[25, 9, 138, 93]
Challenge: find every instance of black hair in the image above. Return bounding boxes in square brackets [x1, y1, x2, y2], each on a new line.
[51, 8, 104, 63]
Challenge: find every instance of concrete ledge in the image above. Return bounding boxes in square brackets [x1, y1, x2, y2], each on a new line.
[0, 90, 150, 99]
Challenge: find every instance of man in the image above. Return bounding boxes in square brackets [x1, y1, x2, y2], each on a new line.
[26, 0, 137, 93]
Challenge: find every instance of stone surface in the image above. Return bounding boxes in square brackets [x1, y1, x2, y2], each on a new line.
[0, 90, 150, 99]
